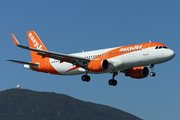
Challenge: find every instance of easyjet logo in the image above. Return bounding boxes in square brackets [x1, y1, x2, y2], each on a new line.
[120, 45, 143, 52]
[29, 33, 42, 50]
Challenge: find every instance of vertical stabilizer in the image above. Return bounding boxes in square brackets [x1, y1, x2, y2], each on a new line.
[27, 31, 47, 63]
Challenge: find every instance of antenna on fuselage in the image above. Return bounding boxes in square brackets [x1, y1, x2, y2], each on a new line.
[149, 40, 151, 43]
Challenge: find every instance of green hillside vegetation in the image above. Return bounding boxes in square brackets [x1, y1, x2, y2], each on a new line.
[0, 89, 142, 120]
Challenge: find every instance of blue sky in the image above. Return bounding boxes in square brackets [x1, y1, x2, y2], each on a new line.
[1, 1, 179, 120]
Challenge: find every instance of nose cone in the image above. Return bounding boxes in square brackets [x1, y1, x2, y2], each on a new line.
[166, 49, 175, 60]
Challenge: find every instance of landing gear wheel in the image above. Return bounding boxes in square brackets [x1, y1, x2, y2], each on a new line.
[81, 75, 90, 82]
[108, 79, 113, 85]
[150, 72, 156, 77]
[108, 79, 117, 86]
[108, 72, 118, 86]
[149, 64, 156, 77]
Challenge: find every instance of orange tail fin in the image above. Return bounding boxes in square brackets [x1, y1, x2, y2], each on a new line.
[27, 31, 47, 63]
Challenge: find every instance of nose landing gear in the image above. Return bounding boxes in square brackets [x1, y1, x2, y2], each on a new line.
[150, 64, 156, 77]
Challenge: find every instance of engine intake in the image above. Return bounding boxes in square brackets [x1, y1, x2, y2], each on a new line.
[88, 59, 109, 72]
[125, 66, 149, 79]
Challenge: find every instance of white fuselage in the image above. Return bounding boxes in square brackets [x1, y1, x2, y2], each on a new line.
[49, 45, 175, 75]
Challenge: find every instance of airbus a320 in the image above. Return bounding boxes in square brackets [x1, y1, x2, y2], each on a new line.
[7, 31, 175, 86]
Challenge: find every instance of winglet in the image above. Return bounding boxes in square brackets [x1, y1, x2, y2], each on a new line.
[11, 33, 20, 45]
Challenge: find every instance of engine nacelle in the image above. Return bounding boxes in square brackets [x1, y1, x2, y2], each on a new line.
[125, 66, 149, 79]
[88, 59, 109, 72]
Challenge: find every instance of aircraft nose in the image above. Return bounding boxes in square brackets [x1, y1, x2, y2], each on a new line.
[166, 49, 175, 60]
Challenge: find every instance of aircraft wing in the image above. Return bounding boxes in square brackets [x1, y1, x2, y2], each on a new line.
[11, 33, 90, 66]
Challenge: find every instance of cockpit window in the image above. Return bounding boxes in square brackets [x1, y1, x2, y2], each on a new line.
[155, 46, 168, 49]
[163, 46, 168, 49]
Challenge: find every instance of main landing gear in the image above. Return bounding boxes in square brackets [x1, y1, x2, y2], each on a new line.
[108, 72, 118, 86]
[81, 70, 90, 82]
[81, 75, 90, 82]
[150, 64, 156, 77]
[81, 70, 118, 86]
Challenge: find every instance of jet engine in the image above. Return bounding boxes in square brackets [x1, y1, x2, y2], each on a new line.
[88, 59, 109, 72]
[125, 66, 149, 79]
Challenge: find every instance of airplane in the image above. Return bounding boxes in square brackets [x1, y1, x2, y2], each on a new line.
[7, 31, 175, 86]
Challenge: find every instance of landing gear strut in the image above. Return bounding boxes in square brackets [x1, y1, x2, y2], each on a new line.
[149, 64, 156, 77]
[81, 70, 90, 82]
[108, 72, 118, 86]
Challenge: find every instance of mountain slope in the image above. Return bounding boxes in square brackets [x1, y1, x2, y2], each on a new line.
[0, 89, 142, 120]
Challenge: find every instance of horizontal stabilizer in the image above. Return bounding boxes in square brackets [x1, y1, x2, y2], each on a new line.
[6, 59, 39, 67]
